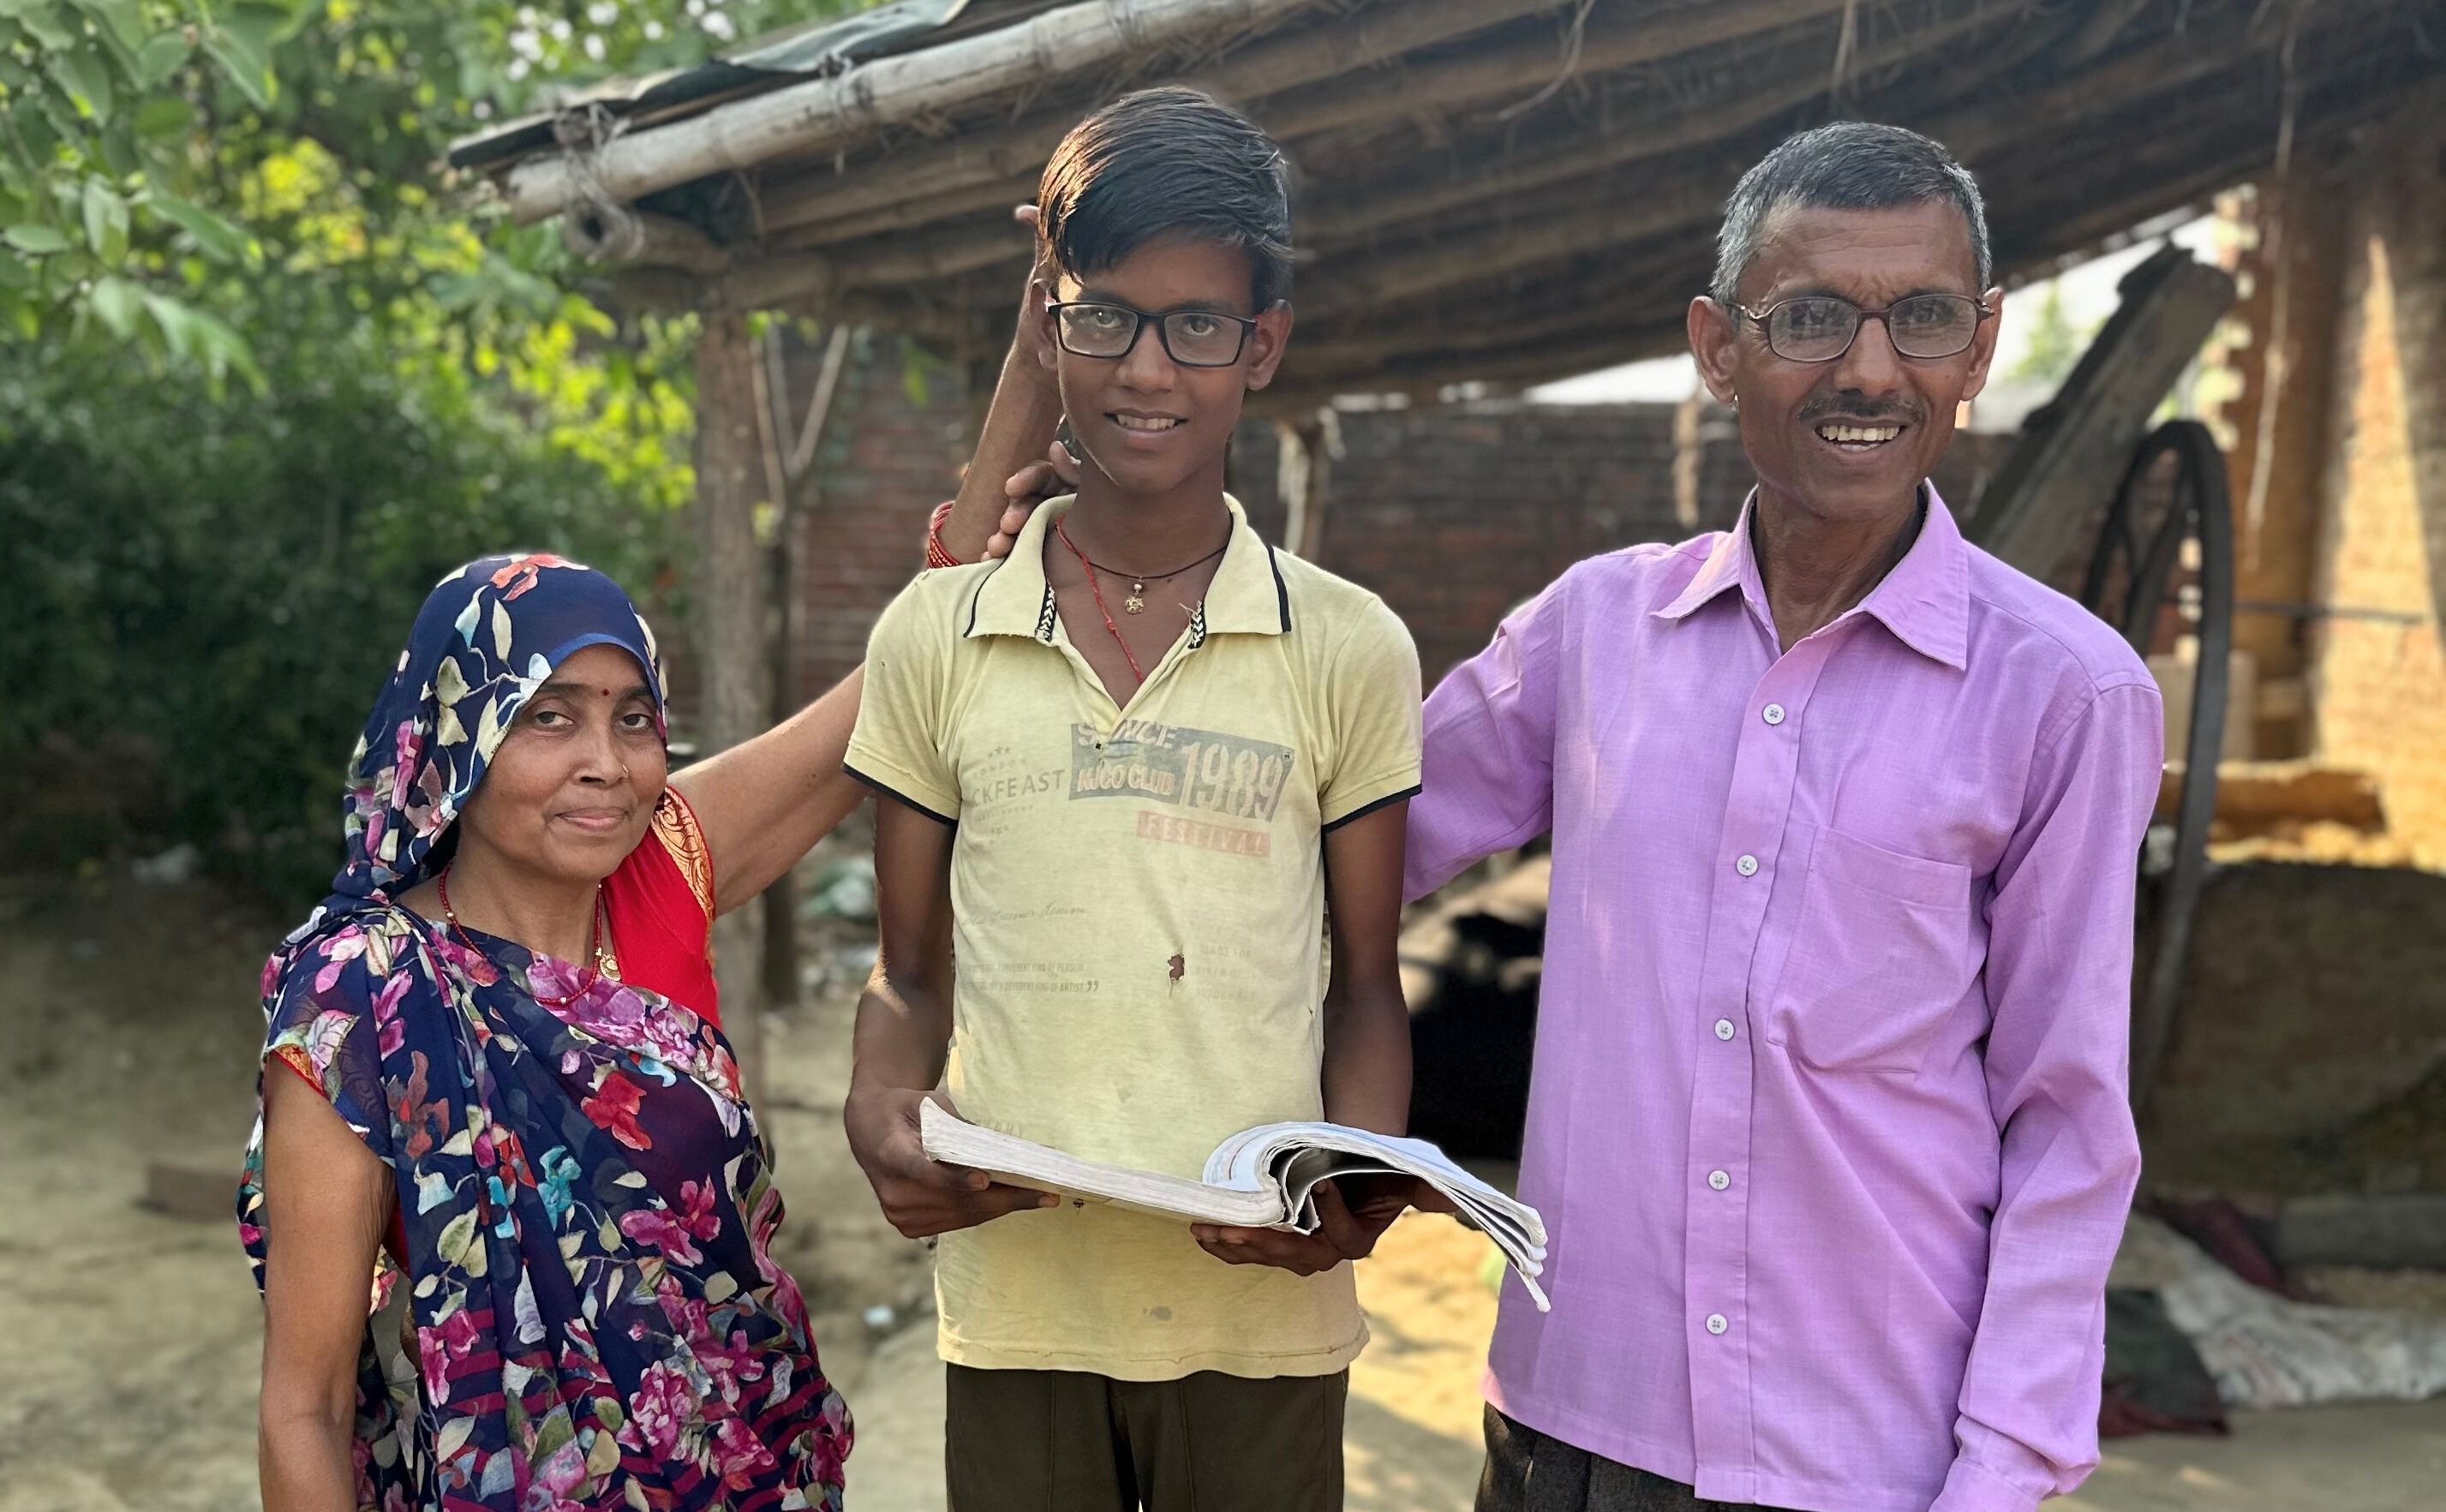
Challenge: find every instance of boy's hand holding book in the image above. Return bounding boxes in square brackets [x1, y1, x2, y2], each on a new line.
[1189, 1174, 1456, 1276]
[845, 1085, 1057, 1240]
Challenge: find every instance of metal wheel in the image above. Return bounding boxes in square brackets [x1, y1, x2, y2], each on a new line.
[2078, 420, 2234, 1114]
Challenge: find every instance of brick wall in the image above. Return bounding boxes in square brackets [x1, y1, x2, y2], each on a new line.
[784, 368, 2016, 696]
[2212, 177, 2348, 761]
[2305, 91, 2446, 864]
[784, 337, 981, 705]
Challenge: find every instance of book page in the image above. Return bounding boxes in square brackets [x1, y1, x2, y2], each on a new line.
[919, 1105, 1552, 1309]
[918, 1100, 1286, 1228]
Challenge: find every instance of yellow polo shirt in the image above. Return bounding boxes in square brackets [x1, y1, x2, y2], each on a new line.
[846, 494, 1422, 1380]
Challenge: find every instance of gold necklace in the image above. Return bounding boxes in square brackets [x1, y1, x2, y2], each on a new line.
[436, 868, 620, 1004]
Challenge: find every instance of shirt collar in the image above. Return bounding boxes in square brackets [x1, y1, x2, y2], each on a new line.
[1652, 482, 1971, 671]
[963, 493, 1290, 643]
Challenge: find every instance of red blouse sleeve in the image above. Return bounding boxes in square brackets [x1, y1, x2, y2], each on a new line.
[602, 788, 723, 1027]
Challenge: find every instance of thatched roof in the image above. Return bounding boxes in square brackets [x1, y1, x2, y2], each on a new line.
[452, 0, 2443, 409]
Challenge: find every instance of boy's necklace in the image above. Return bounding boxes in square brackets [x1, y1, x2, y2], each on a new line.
[1057, 519, 1213, 686]
[1056, 527, 1229, 614]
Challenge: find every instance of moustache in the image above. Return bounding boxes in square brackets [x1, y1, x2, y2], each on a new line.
[1797, 398, 1924, 427]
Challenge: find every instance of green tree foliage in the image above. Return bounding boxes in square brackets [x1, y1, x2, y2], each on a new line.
[0, 314, 679, 895]
[0, 2, 879, 897]
[0, 0, 299, 376]
[0, 2, 873, 371]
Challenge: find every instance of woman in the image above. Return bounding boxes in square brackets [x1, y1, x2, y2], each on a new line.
[240, 553, 878, 1511]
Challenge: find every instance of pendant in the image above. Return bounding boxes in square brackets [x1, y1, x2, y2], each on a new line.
[1123, 586, 1146, 614]
[600, 952, 620, 980]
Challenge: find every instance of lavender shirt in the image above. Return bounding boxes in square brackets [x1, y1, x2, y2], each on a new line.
[1407, 490, 2160, 1512]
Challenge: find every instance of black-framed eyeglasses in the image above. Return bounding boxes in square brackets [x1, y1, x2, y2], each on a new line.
[1047, 300, 1259, 368]
[1735, 293, 1992, 362]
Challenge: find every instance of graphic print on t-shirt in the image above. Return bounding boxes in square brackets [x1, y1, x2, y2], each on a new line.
[1068, 720, 1298, 824]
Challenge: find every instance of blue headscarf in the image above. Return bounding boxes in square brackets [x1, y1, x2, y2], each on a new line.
[336, 552, 667, 903]
[239, 554, 850, 1511]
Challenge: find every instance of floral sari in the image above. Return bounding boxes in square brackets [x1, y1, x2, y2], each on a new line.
[238, 554, 849, 1510]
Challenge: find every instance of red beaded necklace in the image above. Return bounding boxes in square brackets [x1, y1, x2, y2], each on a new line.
[1056, 516, 1217, 684]
[435, 867, 619, 1007]
[1056, 519, 1151, 685]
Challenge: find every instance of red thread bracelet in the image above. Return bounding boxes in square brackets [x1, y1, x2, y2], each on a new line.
[925, 500, 961, 569]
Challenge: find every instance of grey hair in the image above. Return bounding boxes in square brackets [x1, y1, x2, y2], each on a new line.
[1709, 122, 1992, 307]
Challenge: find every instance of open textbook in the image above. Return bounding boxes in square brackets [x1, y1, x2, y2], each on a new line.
[919, 1100, 1551, 1312]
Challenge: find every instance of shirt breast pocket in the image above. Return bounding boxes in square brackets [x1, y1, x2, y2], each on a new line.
[1762, 825, 1975, 1075]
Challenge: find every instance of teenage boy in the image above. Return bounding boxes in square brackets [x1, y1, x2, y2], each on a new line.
[842, 87, 1425, 1512]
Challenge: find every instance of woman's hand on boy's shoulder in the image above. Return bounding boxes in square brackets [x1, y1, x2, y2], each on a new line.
[845, 1085, 1057, 1240]
[984, 439, 1082, 561]
[1189, 1177, 1450, 1277]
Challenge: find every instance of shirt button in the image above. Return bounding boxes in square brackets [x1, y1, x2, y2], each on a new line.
[1708, 1169, 1731, 1191]
[1706, 1313, 1730, 1336]
[1762, 702, 1786, 726]
[1735, 854, 1760, 877]
[1714, 1019, 1737, 1041]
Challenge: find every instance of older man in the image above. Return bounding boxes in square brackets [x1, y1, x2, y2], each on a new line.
[950, 121, 2158, 1512]
[1413, 124, 2159, 1512]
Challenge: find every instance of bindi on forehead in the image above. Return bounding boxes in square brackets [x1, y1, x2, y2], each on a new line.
[536, 678, 652, 702]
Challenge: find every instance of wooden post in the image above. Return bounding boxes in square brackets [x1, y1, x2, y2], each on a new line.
[2217, 174, 2348, 758]
[1965, 248, 2237, 580]
[751, 322, 861, 1016]
[751, 328, 801, 1019]
[1275, 410, 1337, 562]
[693, 309, 769, 1103]
[2363, 87, 2446, 634]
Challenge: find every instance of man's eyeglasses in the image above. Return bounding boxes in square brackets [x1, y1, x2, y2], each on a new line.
[1047, 301, 1258, 368]
[1734, 293, 1992, 363]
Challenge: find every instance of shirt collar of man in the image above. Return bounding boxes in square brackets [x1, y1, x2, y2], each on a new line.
[963, 492, 1293, 643]
[1651, 481, 1971, 671]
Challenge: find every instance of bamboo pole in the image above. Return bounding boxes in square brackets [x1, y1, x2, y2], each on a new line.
[754, 0, 2168, 300]
[1295, 2, 2037, 243]
[760, 0, 2084, 292]
[2071, 0, 2160, 61]
[1309, 0, 2341, 262]
[1258, 0, 1860, 144]
[782, 9, 1888, 299]
[768, 0, 2017, 273]
[796, 216, 1026, 284]
[764, 0, 1857, 238]
[601, 261, 958, 344]
[1983, 54, 2431, 265]
[770, 172, 1032, 251]
[562, 206, 732, 274]
[502, 0, 1326, 224]
[1277, 4, 2403, 320]
[1285, 229, 1701, 371]
[1259, 318, 1694, 411]
[1293, 286, 1689, 373]
[1299, 176, 1732, 310]
[763, 0, 2424, 362]
[942, 22, 2425, 374]
[751, 0, 1579, 239]
[726, 0, 2386, 284]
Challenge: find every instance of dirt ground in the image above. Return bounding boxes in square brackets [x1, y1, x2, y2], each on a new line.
[5, 868, 2443, 1511]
